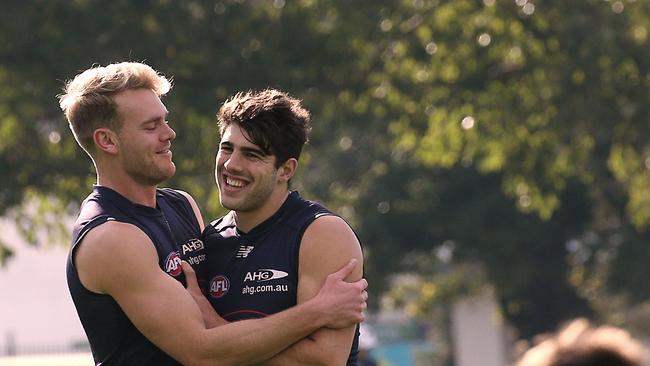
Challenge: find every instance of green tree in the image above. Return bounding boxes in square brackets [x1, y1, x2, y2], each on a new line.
[3, 0, 650, 340]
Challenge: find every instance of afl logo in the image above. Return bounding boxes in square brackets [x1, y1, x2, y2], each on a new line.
[165, 251, 182, 277]
[209, 275, 230, 298]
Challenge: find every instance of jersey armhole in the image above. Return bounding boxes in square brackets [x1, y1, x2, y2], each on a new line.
[170, 189, 203, 232]
[69, 215, 113, 296]
[293, 212, 336, 279]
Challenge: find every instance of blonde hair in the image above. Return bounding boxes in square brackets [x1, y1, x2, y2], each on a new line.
[58, 62, 171, 154]
[517, 318, 647, 366]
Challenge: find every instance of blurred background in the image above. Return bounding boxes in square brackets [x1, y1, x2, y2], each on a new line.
[2, 0, 650, 365]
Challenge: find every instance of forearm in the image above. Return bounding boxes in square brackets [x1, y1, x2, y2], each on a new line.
[257, 328, 353, 366]
[132, 275, 328, 366]
[196, 299, 327, 365]
[179, 256, 365, 365]
[257, 337, 324, 366]
[179, 259, 364, 365]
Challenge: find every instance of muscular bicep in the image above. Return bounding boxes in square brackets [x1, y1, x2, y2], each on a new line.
[296, 215, 364, 364]
[298, 216, 363, 299]
[74, 222, 207, 363]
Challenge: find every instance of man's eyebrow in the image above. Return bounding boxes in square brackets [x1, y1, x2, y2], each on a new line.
[241, 146, 267, 156]
[219, 141, 267, 156]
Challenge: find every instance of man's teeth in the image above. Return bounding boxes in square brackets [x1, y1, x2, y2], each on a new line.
[226, 177, 245, 187]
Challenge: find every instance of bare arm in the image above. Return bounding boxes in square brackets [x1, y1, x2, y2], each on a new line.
[74, 221, 366, 366]
[182, 258, 367, 332]
[260, 215, 365, 365]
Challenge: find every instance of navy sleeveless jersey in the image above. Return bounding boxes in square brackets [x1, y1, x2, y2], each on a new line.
[202, 191, 360, 365]
[66, 186, 206, 366]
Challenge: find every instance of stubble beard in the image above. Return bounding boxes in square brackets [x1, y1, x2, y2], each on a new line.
[220, 172, 278, 213]
[126, 156, 176, 186]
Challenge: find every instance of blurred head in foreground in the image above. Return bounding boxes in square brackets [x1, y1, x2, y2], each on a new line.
[516, 318, 647, 366]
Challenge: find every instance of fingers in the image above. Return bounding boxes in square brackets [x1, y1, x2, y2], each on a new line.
[181, 260, 195, 276]
[359, 288, 368, 322]
[358, 278, 368, 291]
[361, 290, 368, 318]
[331, 258, 357, 280]
[181, 260, 199, 291]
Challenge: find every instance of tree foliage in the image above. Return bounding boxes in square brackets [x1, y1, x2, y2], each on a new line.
[3, 0, 650, 339]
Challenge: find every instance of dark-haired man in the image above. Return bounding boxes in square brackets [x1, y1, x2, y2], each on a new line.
[197, 88, 364, 365]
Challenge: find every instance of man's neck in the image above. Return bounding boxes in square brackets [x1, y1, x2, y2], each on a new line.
[233, 189, 290, 233]
[97, 173, 158, 208]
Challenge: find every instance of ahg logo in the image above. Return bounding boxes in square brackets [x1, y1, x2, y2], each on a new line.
[182, 238, 204, 254]
[209, 275, 230, 298]
[244, 269, 289, 283]
[165, 251, 182, 277]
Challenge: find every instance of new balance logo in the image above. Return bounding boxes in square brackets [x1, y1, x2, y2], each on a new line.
[236, 245, 254, 258]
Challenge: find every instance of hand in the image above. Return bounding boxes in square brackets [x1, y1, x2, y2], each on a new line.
[181, 261, 227, 328]
[313, 259, 368, 329]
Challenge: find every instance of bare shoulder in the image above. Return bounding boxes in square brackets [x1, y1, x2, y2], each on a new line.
[78, 220, 155, 256]
[302, 215, 361, 253]
[74, 221, 159, 294]
[175, 189, 205, 231]
[300, 215, 363, 281]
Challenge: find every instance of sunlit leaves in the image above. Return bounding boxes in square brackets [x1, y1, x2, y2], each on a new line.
[369, 0, 648, 228]
[416, 108, 466, 168]
[608, 144, 650, 230]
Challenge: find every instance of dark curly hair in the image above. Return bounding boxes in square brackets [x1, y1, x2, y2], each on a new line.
[217, 88, 311, 168]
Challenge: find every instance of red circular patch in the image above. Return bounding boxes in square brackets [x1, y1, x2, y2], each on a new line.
[209, 275, 230, 298]
[165, 251, 182, 277]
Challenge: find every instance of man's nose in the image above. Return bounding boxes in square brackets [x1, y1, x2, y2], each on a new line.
[163, 123, 176, 141]
[223, 152, 243, 172]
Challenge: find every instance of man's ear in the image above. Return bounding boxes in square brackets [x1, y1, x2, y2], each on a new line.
[93, 128, 119, 155]
[278, 158, 298, 183]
